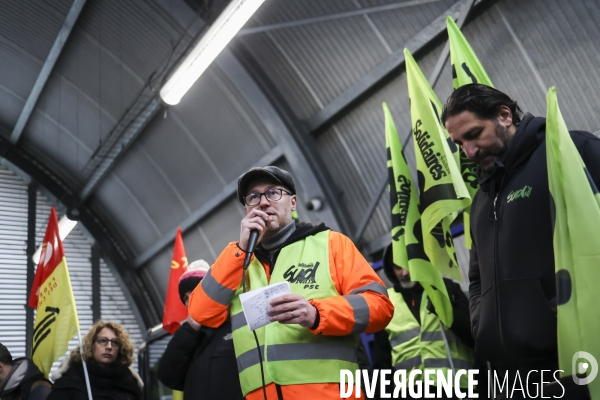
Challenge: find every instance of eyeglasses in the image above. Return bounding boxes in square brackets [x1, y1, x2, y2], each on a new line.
[95, 337, 121, 348]
[244, 188, 292, 207]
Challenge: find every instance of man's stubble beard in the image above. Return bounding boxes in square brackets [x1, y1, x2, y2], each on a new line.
[480, 121, 513, 172]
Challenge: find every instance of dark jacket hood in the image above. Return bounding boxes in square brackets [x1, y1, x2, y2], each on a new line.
[478, 113, 546, 194]
[382, 243, 399, 286]
[0, 358, 46, 395]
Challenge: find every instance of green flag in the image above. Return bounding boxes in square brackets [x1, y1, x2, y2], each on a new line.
[384, 102, 453, 327]
[546, 86, 600, 397]
[447, 16, 494, 89]
[447, 15, 494, 249]
[404, 48, 470, 282]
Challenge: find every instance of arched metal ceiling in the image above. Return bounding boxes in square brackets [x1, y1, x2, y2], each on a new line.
[2, 0, 600, 326]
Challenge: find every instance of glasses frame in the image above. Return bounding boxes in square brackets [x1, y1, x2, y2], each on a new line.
[95, 337, 121, 348]
[244, 188, 293, 207]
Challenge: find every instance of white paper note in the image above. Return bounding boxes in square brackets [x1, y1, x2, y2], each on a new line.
[239, 281, 291, 331]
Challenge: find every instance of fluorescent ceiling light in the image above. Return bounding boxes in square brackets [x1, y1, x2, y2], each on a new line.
[160, 0, 266, 105]
[32, 215, 78, 264]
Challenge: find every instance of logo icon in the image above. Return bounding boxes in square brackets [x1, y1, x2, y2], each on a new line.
[572, 351, 598, 385]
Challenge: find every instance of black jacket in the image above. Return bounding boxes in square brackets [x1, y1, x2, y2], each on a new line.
[469, 114, 600, 368]
[157, 320, 243, 400]
[47, 360, 142, 400]
[0, 358, 51, 400]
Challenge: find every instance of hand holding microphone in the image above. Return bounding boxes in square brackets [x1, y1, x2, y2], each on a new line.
[240, 212, 267, 270]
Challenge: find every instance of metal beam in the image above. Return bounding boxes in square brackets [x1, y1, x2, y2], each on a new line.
[79, 96, 163, 200]
[133, 145, 284, 268]
[239, 0, 443, 36]
[224, 46, 355, 234]
[91, 243, 101, 323]
[25, 182, 37, 358]
[353, 0, 477, 249]
[10, 0, 87, 144]
[0, 132, 161, 327]
[306, 0, 483, 136]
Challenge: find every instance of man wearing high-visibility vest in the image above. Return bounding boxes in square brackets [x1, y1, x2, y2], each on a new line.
[373, 244, 476, 398]
[188, 166, 394, 400]
[442, 84, 600, 399]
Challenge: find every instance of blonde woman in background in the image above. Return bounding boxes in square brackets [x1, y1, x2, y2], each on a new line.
[47, 320, 142, 400]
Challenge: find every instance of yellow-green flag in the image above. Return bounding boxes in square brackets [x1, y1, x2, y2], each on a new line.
[404, 48, 470, 282]
[28, 207, 80, 377]
[447, 15, 494, 248]
[546, 87, 600, 397]
[447, 16, 493, 89]
[384, 102, 453, 327]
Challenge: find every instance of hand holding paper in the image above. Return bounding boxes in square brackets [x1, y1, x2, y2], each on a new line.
[268, 293, 317, 328]
[239, 281, 291, 331]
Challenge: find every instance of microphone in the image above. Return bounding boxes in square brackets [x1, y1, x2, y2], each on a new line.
[243, 217, 264, 270]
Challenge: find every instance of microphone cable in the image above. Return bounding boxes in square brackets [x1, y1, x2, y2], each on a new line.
[242, 230, 269, 400]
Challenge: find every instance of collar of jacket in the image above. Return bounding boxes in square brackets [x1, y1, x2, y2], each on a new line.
[478, 113, 546, 195]
[254, 221, 330, 268]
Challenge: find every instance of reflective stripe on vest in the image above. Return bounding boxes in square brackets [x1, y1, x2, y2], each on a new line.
[231, 231, 359, 395]
[385, 288, 475, 387]
[201, 268, 236, 305]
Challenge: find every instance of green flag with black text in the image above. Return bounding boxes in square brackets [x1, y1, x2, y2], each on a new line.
[447, 16, 493, 89]
[546, 87, 600, 398]
[384, 102, 453, 327]
[447, 15, 493, 249]
[404, 48, 470, 282]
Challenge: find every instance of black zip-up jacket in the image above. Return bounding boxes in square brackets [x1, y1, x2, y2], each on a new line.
[157, 320, 244, 400]
[469, 113, 600, 368]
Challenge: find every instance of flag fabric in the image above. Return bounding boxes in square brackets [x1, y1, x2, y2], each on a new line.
[404, 48, 470, 282]
[27, 207, 80, 378]
[447, 16, 494, 89]
[162, 227, 189, 335]
[446, 15, 494, 249]
[546, 86, 600, 397]
[384, 102, 453, 327]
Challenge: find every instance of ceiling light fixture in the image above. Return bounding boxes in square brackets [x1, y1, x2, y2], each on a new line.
[160, 0, 266, 105]
[32, 215, 78, 264]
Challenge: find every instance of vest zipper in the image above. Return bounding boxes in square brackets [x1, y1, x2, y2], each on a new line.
[493, 187, 510, 362]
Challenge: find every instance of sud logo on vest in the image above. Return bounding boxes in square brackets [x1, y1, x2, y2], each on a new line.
[283, 261, 321, 289]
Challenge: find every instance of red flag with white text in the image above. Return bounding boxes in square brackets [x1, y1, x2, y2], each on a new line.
[27, 207, 80, 377]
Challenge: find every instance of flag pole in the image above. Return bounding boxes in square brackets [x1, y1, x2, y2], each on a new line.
[438, 320, 456, 399]
[77, 330, 94, 400]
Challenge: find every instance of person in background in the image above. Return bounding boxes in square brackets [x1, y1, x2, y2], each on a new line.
[47, 320, 142, 400]
[442, 84, 600, 399]
[372, 244, 476, 399]
[0, 342, 51, 400]
[188, 166, 394, 399]
[157, 259, 243, 400]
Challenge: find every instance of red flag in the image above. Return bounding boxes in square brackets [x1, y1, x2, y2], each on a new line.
[162, 228, 189, 334]
[28, 207, 65, 309]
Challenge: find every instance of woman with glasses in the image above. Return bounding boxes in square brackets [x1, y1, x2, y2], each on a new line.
[47, 320, 142, 400]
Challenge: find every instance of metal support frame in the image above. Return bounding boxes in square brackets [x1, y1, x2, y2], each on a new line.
[91, 243, 101, 323]
[239, 0, 446, 36]
[227, 45, 355, 234]
[133, 145, 284, 268]
[79, 97, 163, 201]
[0, 132, 159, 327]
[10, 0, 87, 144]
[353, 0, 477, 250]
[25, 182, 37, 358]
[306, 0, 483, 137]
